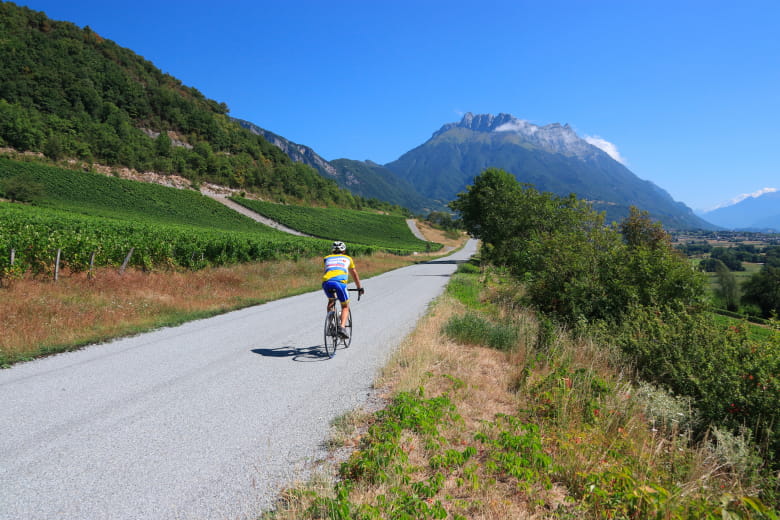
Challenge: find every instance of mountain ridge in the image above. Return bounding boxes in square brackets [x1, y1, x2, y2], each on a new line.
[701, 190, 780, 231]
[384, 112, 714, 229]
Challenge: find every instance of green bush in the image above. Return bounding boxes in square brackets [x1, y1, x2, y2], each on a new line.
[443, 313, 518, 351]
[599, 305, 780, 467]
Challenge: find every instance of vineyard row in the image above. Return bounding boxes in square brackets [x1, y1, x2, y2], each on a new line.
[0, 204, 388, 277]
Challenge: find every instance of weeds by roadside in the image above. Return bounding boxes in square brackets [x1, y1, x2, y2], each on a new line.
[262, 264, 777, 519]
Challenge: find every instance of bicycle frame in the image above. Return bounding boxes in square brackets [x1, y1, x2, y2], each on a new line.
[323, 287, 361, 358]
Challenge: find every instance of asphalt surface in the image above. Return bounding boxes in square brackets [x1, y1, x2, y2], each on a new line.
[0, 239, 477, 520]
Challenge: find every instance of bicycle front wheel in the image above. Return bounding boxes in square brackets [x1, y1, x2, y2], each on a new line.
[324, 311, 338, 358]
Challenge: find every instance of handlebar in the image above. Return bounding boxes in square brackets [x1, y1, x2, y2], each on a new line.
[327, 287, 364, 301]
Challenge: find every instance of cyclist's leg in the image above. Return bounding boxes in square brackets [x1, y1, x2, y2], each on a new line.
[340, 302, 350, 328]
[325, 281, 350, 336]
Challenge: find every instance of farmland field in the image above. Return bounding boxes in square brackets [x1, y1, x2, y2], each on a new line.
[0, 158, 268, 232]
[232, 197, 440, 252]
[0, 158, 438, 277]
[0, 202, 368, 273]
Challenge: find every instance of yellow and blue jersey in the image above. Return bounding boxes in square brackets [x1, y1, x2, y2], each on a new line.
[322, 254, 355, 284]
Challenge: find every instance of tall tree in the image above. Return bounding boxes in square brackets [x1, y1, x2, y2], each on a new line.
[742, 266, 780, 318]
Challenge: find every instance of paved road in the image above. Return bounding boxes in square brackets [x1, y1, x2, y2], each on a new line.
[0, 240, 477, 520]
[405, 219, 426, 241]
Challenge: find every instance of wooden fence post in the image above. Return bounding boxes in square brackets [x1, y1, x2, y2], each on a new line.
[88, 251, 96, 279]
[120, 248, 134, 274]
[54, 249, 61, 281]
[9, 249, 14, 266]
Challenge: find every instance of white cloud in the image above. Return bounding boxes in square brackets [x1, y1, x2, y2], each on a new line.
[584, 135, 626, 164]
[495, 120, 536, 134]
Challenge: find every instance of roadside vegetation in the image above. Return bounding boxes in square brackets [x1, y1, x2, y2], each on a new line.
[0, 237, 468, 367]
[263, 265, 777, 519]
[0, 255, 327, 365]
[262, 168, 778, 519]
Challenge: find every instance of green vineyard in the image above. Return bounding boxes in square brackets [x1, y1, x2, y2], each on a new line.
[232, 197, 440, 252]
[0, 158, 267, 232]
[0, 158, 442, 277]
[0, 203, 369, 274]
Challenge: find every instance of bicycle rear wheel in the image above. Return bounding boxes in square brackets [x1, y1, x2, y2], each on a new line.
[324, 311, 338, 358]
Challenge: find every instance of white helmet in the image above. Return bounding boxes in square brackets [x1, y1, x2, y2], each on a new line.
[332, 241, 347, 253]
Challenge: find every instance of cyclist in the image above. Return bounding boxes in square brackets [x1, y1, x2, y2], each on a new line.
[322, 241, 364, 338]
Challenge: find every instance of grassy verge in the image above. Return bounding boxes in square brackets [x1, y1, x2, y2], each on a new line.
[0, 234, 465, 366]
[262, 265, 777, 519]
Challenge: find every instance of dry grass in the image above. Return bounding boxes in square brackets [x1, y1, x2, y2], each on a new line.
[414, 221, 467, 250]
[0, 245, 458, 364]
[379, 295, 519, 423]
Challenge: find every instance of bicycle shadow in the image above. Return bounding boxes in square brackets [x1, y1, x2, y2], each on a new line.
[251, 345, 333, 362]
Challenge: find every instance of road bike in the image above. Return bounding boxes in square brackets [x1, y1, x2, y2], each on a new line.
[324, 287, 361, 358]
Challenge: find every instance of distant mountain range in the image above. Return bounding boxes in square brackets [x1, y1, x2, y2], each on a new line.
[700, 190, 780, 231]
[236, 119, 439, 214]
[250, 112, 714, 229]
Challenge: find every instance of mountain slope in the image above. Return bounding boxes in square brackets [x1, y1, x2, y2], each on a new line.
[328, 159, 442, 214]
[0, 2, 358, 207]
[385, 113, 713, 229]
[235, 119, 435, 214]
[235, 119, 338, 178]
[702, 190, 780, 230]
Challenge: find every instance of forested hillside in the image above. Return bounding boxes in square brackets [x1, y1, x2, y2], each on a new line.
[0, 1, 373, 208]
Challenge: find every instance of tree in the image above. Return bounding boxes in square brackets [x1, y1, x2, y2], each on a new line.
[742, 266, 780, 318]
[43, 134, 64, 160]
[155, 131, 172, 156]
[714, 259, 739, 311]
[449, 167, 589, 270]
[619, 206, 669, 250]
[711, 247, 744, 271]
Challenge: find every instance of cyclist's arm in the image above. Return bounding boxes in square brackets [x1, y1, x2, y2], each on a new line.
[349, 267, 362, 290]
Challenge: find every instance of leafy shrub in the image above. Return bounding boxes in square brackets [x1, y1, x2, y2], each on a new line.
[601, 305, 780, 466]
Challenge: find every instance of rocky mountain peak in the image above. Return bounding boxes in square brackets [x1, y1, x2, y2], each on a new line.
[433, 112, 599, 159]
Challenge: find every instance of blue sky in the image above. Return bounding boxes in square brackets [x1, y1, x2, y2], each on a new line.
[14, 0, 780, 211]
